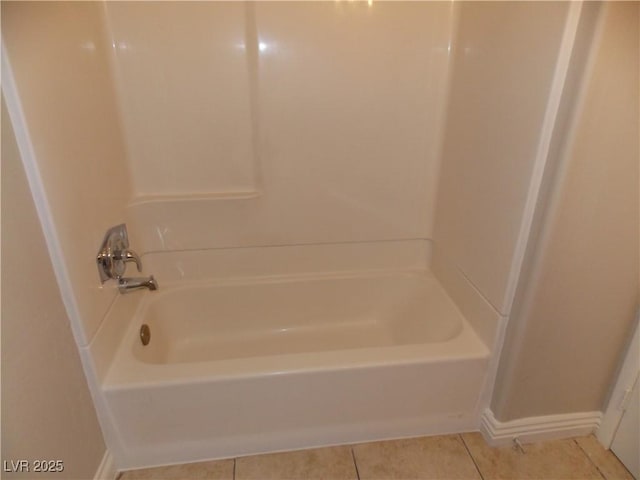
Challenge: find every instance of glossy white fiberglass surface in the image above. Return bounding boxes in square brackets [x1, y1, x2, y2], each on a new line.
[433, 1, 569, 314]
[132, 273, 463, 365]
[113, 1, 454, 252]
[104, 2, 258, 197]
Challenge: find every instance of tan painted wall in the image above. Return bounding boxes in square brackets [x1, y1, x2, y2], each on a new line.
[1, 98, 106, 479]
[491, 2, 639, 421]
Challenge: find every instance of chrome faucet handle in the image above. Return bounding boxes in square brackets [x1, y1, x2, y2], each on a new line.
[119, 249, 142, 273]
[96, 224, 143, 282]
[97, 224, 127, 283]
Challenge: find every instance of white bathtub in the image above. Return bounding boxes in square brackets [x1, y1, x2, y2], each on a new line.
[100, 255, 490, 469]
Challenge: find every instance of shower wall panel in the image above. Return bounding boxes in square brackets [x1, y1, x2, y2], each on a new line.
[107, 2, 454, 252]
[104, 2, 258, 198]
[433, 1, 570, 314]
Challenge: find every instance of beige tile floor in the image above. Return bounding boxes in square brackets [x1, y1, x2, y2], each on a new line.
[119, 433, 634, 480]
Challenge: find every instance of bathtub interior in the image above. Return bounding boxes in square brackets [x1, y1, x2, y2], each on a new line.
[97, 240, 494, 379]
[131, 272, 465, 365]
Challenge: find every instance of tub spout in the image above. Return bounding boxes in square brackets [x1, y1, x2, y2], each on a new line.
[118, 275, 158, 293]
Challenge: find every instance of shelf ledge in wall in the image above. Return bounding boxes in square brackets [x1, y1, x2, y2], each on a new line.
[128, 190, 262, 207]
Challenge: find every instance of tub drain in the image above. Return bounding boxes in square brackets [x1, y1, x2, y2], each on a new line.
[140, 324, 151, 346]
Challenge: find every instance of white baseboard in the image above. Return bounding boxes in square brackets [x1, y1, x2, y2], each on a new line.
[480, 408, 602, 447]
[94, 450, 118, 480]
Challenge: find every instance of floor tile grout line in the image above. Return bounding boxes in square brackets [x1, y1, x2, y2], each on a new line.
[459, 434, 486, 480]
[573, 437, 617, 480]
[573, 438, 607, 480]
[350, 446, 361, 480]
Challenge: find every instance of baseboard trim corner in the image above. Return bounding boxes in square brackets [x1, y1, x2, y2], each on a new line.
[94, 450, 118, 480]
[480, 408, 602, 447]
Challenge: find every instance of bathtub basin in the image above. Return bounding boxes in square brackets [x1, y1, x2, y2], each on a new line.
[102, 270, 490, 468]
[134, 273, 463, 365]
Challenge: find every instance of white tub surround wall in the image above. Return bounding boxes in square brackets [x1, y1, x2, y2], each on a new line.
[103, 2, 259, 199]
[105, 1, 455, 252]
[143, 240, 431, 286]
[488, 0, 639, 439]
